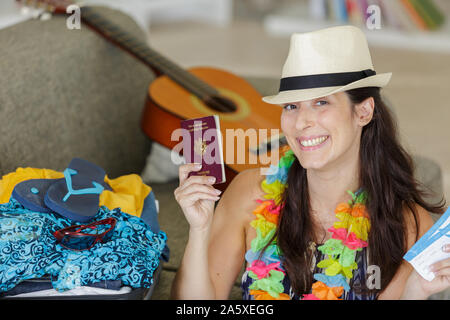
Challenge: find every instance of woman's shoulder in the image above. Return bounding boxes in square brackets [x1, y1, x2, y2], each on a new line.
[215, 168, 266, 222]
[227, 168, 266, 198]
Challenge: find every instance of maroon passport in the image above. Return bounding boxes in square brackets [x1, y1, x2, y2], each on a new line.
[181, 115, 226, 184]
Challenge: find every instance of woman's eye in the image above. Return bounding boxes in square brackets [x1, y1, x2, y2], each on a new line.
[316, 100, 328, 106]
[283, 104, 297, 110]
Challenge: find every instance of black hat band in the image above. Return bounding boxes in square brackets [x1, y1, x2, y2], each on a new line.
[279, 69, 376, 92]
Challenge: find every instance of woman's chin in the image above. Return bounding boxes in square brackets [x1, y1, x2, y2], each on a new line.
[297, 155, 329, 170]
[300, 161, 327, 171]
[291, 148, 330, 170]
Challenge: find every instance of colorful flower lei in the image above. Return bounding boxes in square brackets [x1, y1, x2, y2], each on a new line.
[244, 149, 371, 300]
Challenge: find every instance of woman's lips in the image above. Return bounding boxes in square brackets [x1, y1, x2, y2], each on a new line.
[297, 135, 330, 151]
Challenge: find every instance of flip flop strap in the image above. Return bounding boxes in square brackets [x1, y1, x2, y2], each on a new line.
[62, 168, 105, 202]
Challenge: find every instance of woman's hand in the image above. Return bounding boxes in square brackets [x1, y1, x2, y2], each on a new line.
[402, 244, 450, 299]
[174, 163, 222, 232]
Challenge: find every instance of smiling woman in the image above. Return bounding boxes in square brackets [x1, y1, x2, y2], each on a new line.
[273, 85, 447, 299]
[171, 25, 449, 301]
[280, 92, 365, 171]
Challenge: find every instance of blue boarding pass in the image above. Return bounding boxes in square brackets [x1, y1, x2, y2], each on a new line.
[403, 206, 450, 281]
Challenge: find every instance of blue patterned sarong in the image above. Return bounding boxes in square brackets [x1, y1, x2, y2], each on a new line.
[0, 198, 167, 292]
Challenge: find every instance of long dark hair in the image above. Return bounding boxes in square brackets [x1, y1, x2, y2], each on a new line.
[272, 87, 446, 298]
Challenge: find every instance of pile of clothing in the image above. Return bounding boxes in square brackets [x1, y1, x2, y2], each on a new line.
[0, 158, 169, 298]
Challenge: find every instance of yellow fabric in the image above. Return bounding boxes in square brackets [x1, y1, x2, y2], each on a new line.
[0, 168, 64, 204]
[0, 167, 151, 218]
[101, 175, 151, 217]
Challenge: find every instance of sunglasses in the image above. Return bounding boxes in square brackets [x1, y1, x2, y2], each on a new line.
[53, 218, 116, 251]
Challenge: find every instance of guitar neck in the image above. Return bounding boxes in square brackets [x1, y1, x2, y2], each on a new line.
[80, 6, 219, 100]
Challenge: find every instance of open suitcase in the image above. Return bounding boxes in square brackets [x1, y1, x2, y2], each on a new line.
[0, 161, 169, 300]
[0, 265, 162, 300]
[0, 2, 170, 300]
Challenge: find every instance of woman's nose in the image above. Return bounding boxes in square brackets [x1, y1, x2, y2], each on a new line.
[295, 105, 315, 131]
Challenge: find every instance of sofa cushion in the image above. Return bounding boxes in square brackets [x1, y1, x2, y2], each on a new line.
[0, 6, 154, 178]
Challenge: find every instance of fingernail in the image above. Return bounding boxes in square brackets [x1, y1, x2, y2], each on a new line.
[208, 177, 216, 183]
[194, 163, 202, 169]
[215, 189, 222, 195]
[442, 244, 450, 252]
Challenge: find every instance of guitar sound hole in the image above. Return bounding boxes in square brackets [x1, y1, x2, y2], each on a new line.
[203, 96, 237, 113]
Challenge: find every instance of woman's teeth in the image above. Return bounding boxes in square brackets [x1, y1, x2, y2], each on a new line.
[300, 136, 328, 147]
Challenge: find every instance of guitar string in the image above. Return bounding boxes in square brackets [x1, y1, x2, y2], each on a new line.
[83, 7, 221, 103]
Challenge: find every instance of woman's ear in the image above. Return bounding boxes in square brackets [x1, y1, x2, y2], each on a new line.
[354, 97, 375, 126]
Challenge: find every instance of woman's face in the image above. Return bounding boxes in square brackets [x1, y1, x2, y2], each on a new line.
[281, 92, 366, 172]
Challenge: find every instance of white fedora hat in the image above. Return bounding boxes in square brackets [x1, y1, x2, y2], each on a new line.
[262, 25, 392, 105]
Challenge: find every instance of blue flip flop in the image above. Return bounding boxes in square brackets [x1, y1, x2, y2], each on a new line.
[12, 178, 61, 213]
[44, 158, 111, 222]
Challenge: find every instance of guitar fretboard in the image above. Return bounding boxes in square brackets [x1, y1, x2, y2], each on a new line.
[81, 6, 219, 100]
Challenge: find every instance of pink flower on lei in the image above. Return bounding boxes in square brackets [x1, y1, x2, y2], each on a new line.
[344, 232, 368, 250]
[246, 260, 284, 279]
[255, 199, 282, 215]
[328, 227, 368, 250]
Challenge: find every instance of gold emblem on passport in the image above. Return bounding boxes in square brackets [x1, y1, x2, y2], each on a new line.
[194, 138, 207, 156]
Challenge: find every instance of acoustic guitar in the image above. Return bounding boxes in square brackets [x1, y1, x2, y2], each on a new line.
[17, 0, 288, 187]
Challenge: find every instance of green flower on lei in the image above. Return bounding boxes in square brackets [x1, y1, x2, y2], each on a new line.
[317, 239, 360, 278]
[248, 269, 285, 298]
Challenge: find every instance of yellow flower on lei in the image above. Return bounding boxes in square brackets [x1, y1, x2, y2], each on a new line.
[317, 257, 358, 279]
[261, 180, 285, 205]
[250, 216, 277, 238]
[333, 212, 371, 241]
